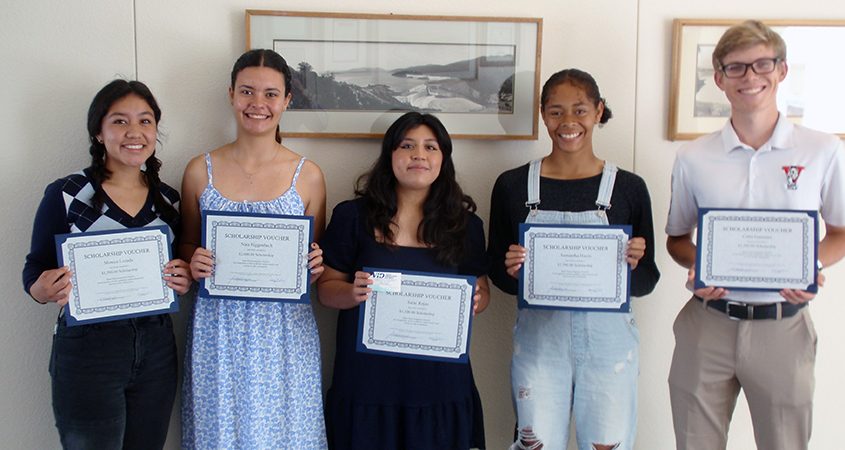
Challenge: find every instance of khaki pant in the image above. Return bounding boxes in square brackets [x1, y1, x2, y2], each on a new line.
[668, 298, 817, 450]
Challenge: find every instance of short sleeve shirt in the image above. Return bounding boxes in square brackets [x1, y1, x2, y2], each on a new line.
[666, 115, 845, 302]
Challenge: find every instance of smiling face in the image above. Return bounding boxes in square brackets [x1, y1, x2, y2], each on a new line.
[96, 94, 157, 172]
[391, 125, 443, 193]
[715, 43, 787, 116]
[229, 66, 291, 137]
[541, 82, 604, 156]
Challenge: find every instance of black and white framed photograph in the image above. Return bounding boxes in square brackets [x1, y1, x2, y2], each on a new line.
[247, 10, 542, 139]
[668, 19, 845, 140]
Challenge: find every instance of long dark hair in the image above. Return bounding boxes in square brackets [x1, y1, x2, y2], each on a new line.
[355, 112, 476, 267]
[86, 79, 178, 223]
[230, 49, 293, 144]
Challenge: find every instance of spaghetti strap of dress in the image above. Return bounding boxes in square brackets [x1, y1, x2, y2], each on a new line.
[290, 157, 306, 188]
[203, 153, 214, 187]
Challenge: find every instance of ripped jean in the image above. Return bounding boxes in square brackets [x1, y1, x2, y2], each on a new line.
[510, 308, 639, 450]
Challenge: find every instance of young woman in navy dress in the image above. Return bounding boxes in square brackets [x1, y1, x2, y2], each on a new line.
[318, 112, 489, 450]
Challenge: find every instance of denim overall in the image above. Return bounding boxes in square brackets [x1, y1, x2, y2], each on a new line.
[510, 158, 639, 450]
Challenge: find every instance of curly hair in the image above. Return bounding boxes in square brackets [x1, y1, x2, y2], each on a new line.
[86, 79, 178, 224]
[355, 112, 476, 267]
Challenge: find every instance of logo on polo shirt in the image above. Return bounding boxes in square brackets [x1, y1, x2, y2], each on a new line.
[782, 165, 804, 190]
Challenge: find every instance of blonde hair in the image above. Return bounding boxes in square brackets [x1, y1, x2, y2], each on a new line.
[712, 20, 786, 71]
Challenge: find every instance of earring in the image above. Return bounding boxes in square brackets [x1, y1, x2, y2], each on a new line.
[97, 137, 103, 144]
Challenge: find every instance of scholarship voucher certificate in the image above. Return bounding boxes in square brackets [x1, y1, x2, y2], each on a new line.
[357, 268, 476, 363]
[201, 211, 312, 302]
[519, 223, 631, 312]
[695, 208, 818, 292]
[55, 226, 177, 326]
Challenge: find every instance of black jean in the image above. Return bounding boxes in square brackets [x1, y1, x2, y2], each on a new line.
[49, 314, 177, 450]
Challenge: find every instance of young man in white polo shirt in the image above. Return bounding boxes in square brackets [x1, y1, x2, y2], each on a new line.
[665, 20, 845, 450]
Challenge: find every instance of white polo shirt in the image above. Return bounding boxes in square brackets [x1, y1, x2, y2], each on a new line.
[667, 114, 845, 303]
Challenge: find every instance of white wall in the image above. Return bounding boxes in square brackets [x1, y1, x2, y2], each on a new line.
[1, 0, 842, 449]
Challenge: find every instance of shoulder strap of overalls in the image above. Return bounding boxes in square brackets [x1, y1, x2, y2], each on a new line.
[595, 161, 618, 210]
[525, 158, 543, 210]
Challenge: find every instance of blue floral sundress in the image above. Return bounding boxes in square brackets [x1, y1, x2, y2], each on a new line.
[182, 153, 327, 449]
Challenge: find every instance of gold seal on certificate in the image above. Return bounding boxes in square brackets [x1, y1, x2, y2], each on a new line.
[695, 208, 819, 292]
[357, 268, 476, 363]
[200, 211, 313, 302]
[518, 223, 631, 311]
[55, 226, 178, 326]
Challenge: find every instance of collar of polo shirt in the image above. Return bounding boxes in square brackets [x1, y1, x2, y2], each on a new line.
[721, 113, 797, 153]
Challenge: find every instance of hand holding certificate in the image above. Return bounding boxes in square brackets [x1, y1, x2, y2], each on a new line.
[200, 211, 313, 302]
[55, 226, 178, 326]
[357, 268, 475, 363]
[518, 223, 632, 311]
[695, 209, 819, 292]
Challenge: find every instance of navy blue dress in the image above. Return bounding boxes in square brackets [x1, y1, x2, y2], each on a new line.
[321, 198, 486, 450]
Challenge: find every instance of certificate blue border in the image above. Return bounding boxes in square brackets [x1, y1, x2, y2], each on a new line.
[694, 208, 819, 293]
[518, 223, 632, 312]
[54, 225, 177, 327]
[200, 210, 313, 303]
[356, 267, 476, 364]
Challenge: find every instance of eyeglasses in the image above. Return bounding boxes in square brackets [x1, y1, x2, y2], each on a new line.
[719, 58, 781, 78]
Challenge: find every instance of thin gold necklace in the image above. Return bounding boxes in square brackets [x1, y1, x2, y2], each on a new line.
[232, 148, 279, 184]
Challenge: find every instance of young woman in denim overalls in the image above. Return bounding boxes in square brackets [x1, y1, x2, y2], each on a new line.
[488, 69, 660, 450]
